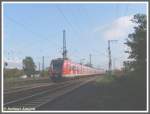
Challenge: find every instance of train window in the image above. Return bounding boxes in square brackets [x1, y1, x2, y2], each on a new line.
[72, 66, 76, 70]
[76, 66, 78, 71]
[69, 66, 72, 71]
[51, 60, 63, 72]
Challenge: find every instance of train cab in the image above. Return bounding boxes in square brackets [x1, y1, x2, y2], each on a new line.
[49, 58, 64, 81]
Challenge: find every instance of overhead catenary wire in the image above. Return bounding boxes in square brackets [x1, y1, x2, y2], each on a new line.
[5, 15, 58, 48]
[55, 6, 85, 60]
[56, 6, 80, 34]
[5, 9, 82, 62]
[4, 15, 62, 64]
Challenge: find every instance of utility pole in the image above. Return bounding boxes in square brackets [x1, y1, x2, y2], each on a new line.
[113, 58, 116, 71]
[62, 30, 67, 59]
[39, 62, 40, 72]
[42, 56, 44, 76]
[89, 54, 92, 67]
[108, 40, 112, 74]
[80, 58, 85, 65]
[108, 40, 118, 75]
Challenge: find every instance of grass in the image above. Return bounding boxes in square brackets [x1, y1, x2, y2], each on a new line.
[4, 76, 51, 89]
[95, 73, 117, 85]
[94, 71, 146, 110]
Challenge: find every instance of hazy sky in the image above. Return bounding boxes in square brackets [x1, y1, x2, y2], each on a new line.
[3, 2, 147, 70]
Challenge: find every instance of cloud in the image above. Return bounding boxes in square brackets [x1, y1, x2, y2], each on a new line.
[92, 15, 137, 69]
[95, 15, 136, 40]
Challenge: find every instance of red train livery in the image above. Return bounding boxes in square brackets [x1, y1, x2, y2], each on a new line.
[49, 58, 104, 81]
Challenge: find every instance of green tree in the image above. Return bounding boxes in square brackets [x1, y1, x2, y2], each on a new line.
[22, 57, 36, 77]
[124, 14, 146, 74]
[123, 61, 132, 73]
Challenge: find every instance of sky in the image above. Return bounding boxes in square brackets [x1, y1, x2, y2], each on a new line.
[3, 2, 147, 70]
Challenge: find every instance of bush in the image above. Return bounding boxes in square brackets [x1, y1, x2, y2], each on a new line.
[4, 68, 24, 79]
[96, 74, 117, 85]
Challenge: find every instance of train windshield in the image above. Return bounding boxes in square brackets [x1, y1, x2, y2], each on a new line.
[51, 59, 63, 72]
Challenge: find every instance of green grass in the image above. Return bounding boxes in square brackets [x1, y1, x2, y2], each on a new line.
[94, 71, 146, 110]
[95, 74, 117, 85]
[4, 76, 51, 89]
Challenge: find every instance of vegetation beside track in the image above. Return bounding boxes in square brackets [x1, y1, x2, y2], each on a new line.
[95, 74, 117, 85]
[4, 77, 51, 90]
[4, 68, 24, 80]
[4, 69, 50, 90]
[94, 71, 146, 110]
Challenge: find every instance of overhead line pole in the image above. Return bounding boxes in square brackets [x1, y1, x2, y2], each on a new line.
[89, 54, 92, 67]
[62, 30, 67, 59]
[39, 62, 40, 72]
[108, 40, 112, 74]
[42, 56, 44, 76]
[108, 40, 118, 75]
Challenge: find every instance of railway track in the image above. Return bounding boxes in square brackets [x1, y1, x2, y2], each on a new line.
[4, 83, 53, 94]
[4, 76, 99, 110]
[4, 77, 51, 90]
[4, 79, 72, 103]
[4, 77, 73, 94]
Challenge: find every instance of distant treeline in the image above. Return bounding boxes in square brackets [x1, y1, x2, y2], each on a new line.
[4, 68, 24, 79]
[4, 68, 49, 79]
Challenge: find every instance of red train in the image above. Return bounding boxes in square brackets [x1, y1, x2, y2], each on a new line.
[49, 58, 104, 81]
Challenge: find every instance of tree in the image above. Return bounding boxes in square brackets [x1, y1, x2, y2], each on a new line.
[4, 62, 8, 69]
[123, 61, 131, 73]
[22, 57, 36, 77]
[4, 62, 8, 67]
[124, 14, 146, 74]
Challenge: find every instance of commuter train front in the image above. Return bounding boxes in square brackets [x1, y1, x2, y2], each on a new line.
[49, 58, 104, 81]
